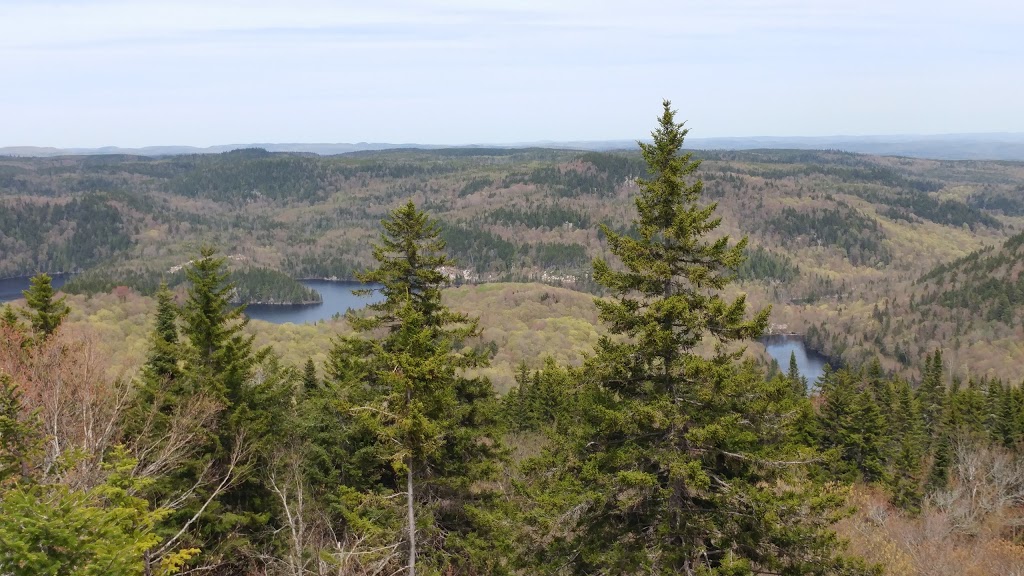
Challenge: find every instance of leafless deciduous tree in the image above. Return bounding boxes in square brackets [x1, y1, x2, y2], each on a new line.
[0, 325, 131, 487]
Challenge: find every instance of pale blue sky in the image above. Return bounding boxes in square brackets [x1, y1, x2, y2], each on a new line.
[2, 0, 1022, 147]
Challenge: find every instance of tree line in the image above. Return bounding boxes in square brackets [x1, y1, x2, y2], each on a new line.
[63, 266, 322, 306]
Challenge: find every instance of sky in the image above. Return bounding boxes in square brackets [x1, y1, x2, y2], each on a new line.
[1, 0, 1022, 147]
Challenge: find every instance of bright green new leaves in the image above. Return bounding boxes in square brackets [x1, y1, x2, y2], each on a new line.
[0, 443, 195, 576]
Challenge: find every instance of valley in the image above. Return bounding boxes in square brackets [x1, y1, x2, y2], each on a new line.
[3, 147, 1023, 382]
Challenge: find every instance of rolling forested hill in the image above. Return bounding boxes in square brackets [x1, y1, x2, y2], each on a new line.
[2, 147, 1024, 380]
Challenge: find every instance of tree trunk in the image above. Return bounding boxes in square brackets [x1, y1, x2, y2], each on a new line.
[407, 457, 416, 576]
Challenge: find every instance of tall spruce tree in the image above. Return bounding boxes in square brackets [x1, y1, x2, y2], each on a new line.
[148, 283, 181, 383]
[788, 351, 808, 395]
[181, 247, 258, 407]
[21, 273, 69, 338]
[124, 282, 184, 465]
[301, 357, 318, 392]
[167, 248, 289, 574]
[529, 102, 869, 575]
[888, 378, 924, 511]
[918, 350, 946, 441]
[324, 202, 505, 574]
[130, 283, 183, 417]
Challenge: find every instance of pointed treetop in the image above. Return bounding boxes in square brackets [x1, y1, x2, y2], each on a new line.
[21, 272, 70, 338]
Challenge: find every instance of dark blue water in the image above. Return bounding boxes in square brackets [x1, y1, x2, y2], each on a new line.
[245, 280, 385, 324]
[0, 276, 380, 325]
[760, 334, 829, 384]
[0, 274, 70, 303]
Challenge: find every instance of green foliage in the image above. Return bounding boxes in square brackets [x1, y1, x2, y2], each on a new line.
[123, 282, 185, 451]
[817, 369, 889, 483]
[887, 378, 925, 511]
[317, 201, 507, 573]
[8, 112, 1024, 574]
[181, 247, 257, 405]
[64, 266, 319, 305]
[229, 267, 321, 304]
[764, 203, 891, 266]
[301, 357, 318, 391]
[737, 246, 800, 283]
[457, 175, 494, 197]
[486, 203, 592, 229]
[532, 242, 589, 269]
[124, 247, 296, 573]
[876, 191, 999, 230]
[0, 448, 176, 576]
[439, 221, 517, 273]
[525, 101, 861, 574]
[808, 349, 1024, 513]
[916, 232, 1024, 326]
[0, 194, 134, 276]
[167, 153, 330, 203]
[0, 304, 20, 330]
[787, 351, 808, 396]
[501, 358, 574, 432]
[21, 272, 69, 337]
[0, 373, 40, 487]
[500, 160, 632, 198]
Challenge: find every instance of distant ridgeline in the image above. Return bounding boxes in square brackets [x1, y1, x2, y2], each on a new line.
[62, 265, 321, 305]
[0, 147, 1004, 282]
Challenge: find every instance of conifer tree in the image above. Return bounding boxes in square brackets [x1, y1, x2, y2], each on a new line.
[21, 273, 69, 338]
[181, 247, 257, 406]
[301, 357, 318, 391]
[325, 202, 505, 575]
[866, 359, 893, 417]
[947, 377, 988, 441]
[123, 282, 191, 498]
[925, 426, 952, 493]
[148, 283, 181, 383]
[888, 378, 925, 511]
[0, 304, 20, 331]
[988, 380, 1019, 448]
[168, 248, 288, 573]
[0, 373, 40, 486]
[819, 370, 889, 483]
[918, 350, 946, 440]
[530, 102, 867, 575]
[849, 388, 888, 483]
[130, 283, 183, 422]
[788, 351, 808, 395]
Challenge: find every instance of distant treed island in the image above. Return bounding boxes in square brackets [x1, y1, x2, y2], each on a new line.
[1, 103, 1024, 574]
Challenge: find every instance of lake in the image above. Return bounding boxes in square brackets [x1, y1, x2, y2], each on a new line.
[0, 276, 380, 325]
[0, 274, 70, 303]
[760, 334, 830, 385]
[245, 280, 384, 324]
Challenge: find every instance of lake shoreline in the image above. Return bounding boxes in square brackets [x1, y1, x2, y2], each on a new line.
[244, 280, 384, 324]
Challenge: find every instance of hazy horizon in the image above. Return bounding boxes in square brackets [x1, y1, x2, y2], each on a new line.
[3, 1, 1022, 148]
[6, 132, 1024, 155]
